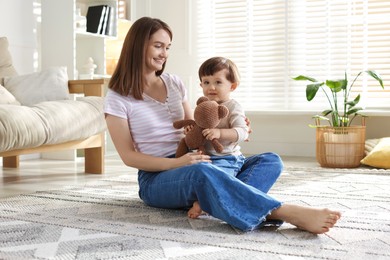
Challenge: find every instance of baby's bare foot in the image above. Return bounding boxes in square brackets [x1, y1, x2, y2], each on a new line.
[188, 201, 203, 219]
[269, 204, 341, 234]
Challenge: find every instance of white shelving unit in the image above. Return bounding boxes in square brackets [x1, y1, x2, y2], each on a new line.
[41, 0, 118, 80]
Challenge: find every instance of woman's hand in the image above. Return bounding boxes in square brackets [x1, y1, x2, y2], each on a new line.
[178, 151, 211, 166]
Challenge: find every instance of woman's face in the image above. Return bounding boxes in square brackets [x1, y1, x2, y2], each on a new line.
[144, 29, 172, 73]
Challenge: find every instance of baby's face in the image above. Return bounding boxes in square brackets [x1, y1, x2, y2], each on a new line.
[200, 69, 236, 103]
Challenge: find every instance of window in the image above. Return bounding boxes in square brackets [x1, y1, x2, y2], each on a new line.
[196, 0, 390, 111]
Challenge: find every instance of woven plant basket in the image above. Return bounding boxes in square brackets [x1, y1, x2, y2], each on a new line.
[316, 125, 366, 168]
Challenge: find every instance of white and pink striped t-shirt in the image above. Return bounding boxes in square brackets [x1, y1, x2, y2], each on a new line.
[104, 73, 187, 157]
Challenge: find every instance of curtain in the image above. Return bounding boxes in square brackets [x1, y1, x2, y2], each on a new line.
[196, 0, 390, 111]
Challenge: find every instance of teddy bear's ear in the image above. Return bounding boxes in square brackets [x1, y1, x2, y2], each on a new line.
[197, 96, 209, 105]
[218, 105, 229, 119]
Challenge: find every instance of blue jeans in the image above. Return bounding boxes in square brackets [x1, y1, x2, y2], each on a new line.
[209, 154, 245, 177]
[138, 152, 283, 231]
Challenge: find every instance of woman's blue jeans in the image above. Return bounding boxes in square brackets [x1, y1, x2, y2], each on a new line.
[138, 152, 283, 231]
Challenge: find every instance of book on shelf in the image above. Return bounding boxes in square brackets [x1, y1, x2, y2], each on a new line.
[100, 5, 110, 35]
[105, 6, 115, 36]
[86, 5, 107, 34]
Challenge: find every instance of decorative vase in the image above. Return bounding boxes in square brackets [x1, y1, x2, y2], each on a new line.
[79, 57, 97, 79]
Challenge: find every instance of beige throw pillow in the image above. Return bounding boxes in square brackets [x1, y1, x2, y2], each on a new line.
[0, 37, 18, 78]
[0, 84, 20, 105]
[3, 67, 70, 106]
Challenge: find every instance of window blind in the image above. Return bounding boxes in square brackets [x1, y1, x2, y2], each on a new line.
[196, 0, 390, 111]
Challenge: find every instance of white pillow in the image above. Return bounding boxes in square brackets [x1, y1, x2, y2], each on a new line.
[0, 84, 20, 105]
[3, 67, 70, 106]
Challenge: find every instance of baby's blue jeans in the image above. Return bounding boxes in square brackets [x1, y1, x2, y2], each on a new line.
[138, 152, 283, 231]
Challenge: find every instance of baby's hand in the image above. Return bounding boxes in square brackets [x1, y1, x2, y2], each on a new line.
[245, 116, 251, 142]
[202, 128, 221, 140]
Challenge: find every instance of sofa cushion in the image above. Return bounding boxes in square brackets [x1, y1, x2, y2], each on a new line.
[0, 37, 18, 79]
[32, 96, 106, 145]
[3, 66, 70, 106]
[0, 84, 20, 105]
[0, 104, 48, 151]
[0, 96, 106, 152]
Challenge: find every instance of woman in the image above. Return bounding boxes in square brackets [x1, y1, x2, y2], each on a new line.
[104, 16, 341, 234]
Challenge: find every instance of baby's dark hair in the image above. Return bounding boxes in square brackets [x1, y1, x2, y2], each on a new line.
[198, 57, 240, 84]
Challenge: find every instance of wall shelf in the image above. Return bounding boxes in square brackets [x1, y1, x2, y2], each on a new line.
[41, 0, 123, 80]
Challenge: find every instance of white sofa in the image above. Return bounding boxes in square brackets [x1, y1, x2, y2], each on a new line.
[0, 37, 106, 174]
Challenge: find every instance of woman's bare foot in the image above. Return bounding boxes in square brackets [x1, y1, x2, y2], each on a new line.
[268, 204, 341, 234]
[188, 201, 203, 219]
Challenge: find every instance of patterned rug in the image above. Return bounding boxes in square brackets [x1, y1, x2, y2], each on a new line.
[0, 166, 389, 259]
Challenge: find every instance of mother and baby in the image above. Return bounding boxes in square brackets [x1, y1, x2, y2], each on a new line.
[104, 16, 341, 234]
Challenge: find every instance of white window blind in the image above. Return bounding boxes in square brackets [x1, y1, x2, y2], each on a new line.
[196, 0, 390, 111]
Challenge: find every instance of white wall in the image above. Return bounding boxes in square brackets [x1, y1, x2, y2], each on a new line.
[240, 112, 390, 157]
[0, 0, 38, 75]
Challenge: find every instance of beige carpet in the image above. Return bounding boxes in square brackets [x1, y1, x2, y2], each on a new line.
[0, 166, 389, 259]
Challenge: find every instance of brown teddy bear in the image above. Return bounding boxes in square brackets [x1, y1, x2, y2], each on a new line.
[173, 96, 229, 157]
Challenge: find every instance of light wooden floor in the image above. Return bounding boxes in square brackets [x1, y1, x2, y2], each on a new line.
[0, 154, 317, 199]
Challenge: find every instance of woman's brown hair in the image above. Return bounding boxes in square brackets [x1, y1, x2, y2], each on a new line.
[108, 17, 173, 99]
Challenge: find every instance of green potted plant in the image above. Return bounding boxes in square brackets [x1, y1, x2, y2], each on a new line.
[293, 71, 384, 168]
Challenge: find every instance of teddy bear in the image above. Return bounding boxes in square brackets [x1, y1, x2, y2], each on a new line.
[173, 96, 229, 157]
